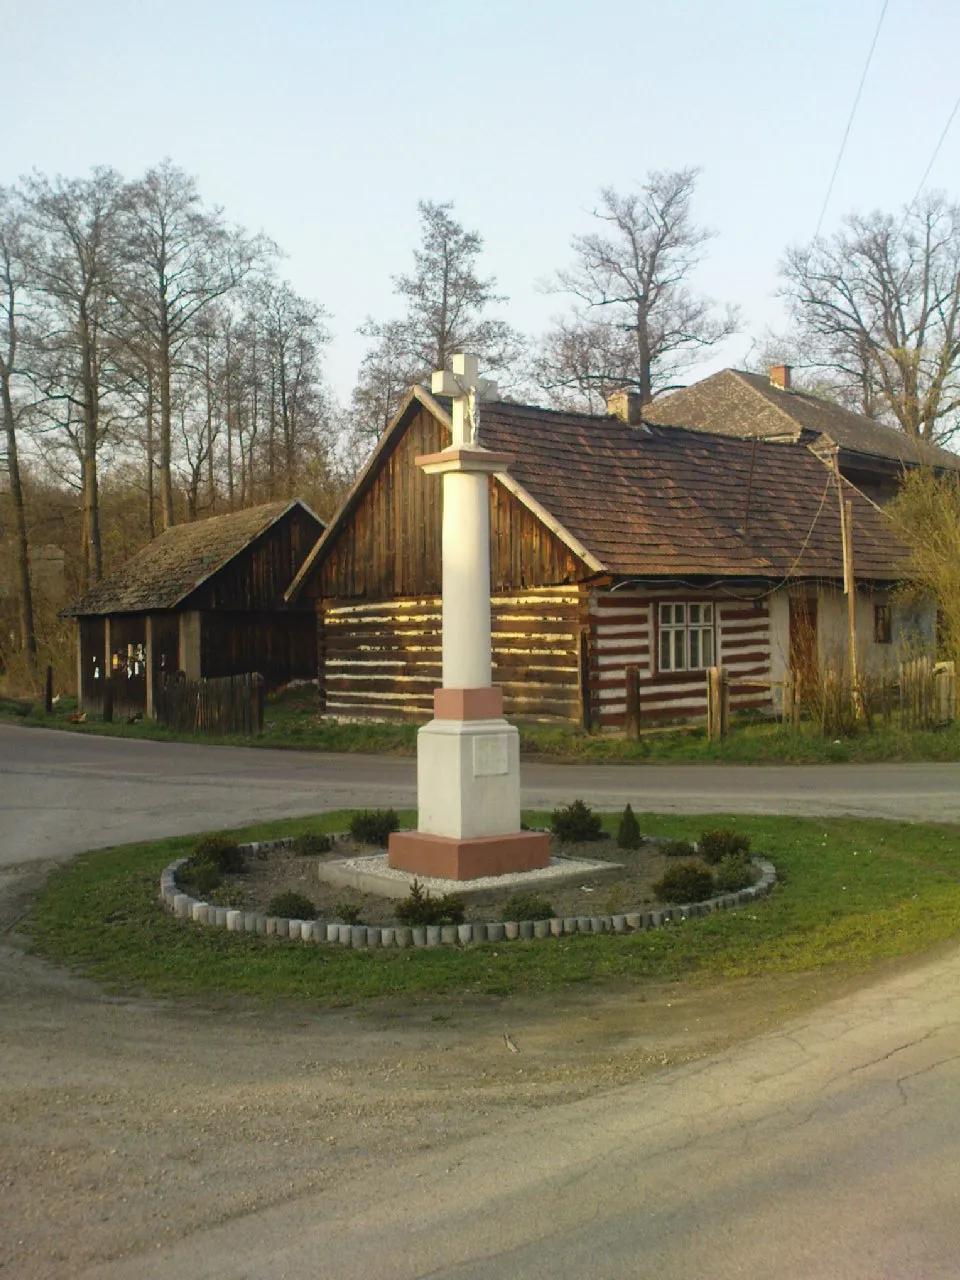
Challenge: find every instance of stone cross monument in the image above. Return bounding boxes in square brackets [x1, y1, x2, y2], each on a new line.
[387, 354, 550, 880]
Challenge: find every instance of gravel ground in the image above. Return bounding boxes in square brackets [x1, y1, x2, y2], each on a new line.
[0, 858, 854, 1280]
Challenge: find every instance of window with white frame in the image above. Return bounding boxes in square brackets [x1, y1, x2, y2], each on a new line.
[658, 602, 715, 672]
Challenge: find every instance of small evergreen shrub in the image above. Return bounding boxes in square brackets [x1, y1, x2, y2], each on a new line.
[191, 833, 245, 873]
[652, 861, 715, 904]
[713, 853, 756, 893]
[268, 891, 316, 919]
[349, 809, 400, 847]
[294, 832, 333, 856]
[191, 862, 222, 896]
[697, 828, 750, 865]
[616, 803, 642, 850]
[660, 838, 696, 858]
[499, 894, 554, 921]
[394, 879, 466, 926]
[334, 900, 363, 925]
[551, 799, 605, 842]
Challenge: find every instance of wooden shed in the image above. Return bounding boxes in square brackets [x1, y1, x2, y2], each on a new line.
[287, 387, 918, 729]
[66, 499, 324, 718]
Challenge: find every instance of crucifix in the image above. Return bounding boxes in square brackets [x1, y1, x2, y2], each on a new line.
[431, 353, 498, 448]
[386, 352, 551, 880]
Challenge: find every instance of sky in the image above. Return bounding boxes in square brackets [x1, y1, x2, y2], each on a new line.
[5, 0, 960, 404]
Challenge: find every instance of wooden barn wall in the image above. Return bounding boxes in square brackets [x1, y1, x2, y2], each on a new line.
[193, 508, 320, 611]
[80, 613, 147, 716]
[321, 588, 581, 721]
[304, 407, 584, 602]
[588, 589, 772, 729]
[201, 610, 318, 690]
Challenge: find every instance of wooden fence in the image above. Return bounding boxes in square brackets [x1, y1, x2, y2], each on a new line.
[900, 659, 957, 731]
[155, 672, 265, 735]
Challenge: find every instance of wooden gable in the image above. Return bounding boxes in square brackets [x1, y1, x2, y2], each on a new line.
[301, 404, 587, 603]
[188, 504, 321, 612]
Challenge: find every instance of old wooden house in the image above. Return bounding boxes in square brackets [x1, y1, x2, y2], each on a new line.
[644, 365, 960, 503]
[287, 387, 923, 730]
[67, 499, 324, 718]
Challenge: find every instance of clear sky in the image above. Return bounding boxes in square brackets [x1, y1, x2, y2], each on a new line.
[5, 0, 960, 403]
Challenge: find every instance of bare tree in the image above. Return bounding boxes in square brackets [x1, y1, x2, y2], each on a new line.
[781, 194, 960, 445]
[23, 167, 126, 588]
[0, 186, 38, 669]
[536, 169, 739, 410]
[118, 160, 265, 528]
[353, 200, 522, 435]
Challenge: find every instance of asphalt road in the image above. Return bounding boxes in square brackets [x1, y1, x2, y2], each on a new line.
[3, 721, 960, 865]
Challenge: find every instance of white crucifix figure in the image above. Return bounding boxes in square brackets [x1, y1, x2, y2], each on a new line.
[431, 353, 498, 447]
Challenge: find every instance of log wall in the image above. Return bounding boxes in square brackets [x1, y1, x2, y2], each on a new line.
[321, 587, 581, 722]
[588, 589, 773, 729]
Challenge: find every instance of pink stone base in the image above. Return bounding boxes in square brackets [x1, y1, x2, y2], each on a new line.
[433, 686, 503, 720]
[388, 830, 551, 881]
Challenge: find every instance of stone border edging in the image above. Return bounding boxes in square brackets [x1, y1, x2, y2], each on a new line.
[159, 837, 778, 948]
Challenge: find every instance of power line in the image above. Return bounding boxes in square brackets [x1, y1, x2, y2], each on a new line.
[814, 0, 890, 239]
[900, 89, 960, 229]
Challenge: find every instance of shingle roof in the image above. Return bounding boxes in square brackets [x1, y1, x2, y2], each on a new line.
[644, 368, 960, 470]
[476, 401, 909, 581]
[68, 500, 307, 616]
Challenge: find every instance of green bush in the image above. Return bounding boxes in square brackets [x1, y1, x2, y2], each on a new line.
[191, 862, 222, 896]
[394, 879, 466, 926]
[616, 803, 642, 849]
[349, 809, 400, 847]
[713, 853, 756, 893]
[334, 900, 363, 925]
[697, 828, 750, 865]
[652, 861, 715, 904]
[191, 833, 245, 873]
[660, 838, 696, 858]
[293, 832, 333, 856]
[267, 891, 317, 919]
[551, 799, 605, 842]
[500, 893, 554, 921]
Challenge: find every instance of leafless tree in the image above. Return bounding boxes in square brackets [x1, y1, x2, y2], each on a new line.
[353, 200, 522, 438]
[781, 194, 960, 445]
[118, 160, 266, 528]
[0, 186, 38, 668]
[536, 169, 739, 410]
[23, 167, 126, 588]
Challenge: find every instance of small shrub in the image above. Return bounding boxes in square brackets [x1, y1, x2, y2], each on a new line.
[604, 884, 627, 915]
[714, 853, 755, 893]
[499, 893, 554, 922]
[294, 832, 333, 856]
[652, 861, 715, 904]
[551, 799, 605, 842]
[616, 803, 642, 850]
[349, 809, 400, 847]
[191, 833, 245, 873]
[191, 862, 222, 896]
[660, 838, 696, 858]
[394, 879, 466, 926]
[268, 891, 317, 919]
[697, 828, 750, 865]
[334, 900, 363, 925]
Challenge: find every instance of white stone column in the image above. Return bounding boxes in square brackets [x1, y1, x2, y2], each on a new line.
[441, 469, 492, 689]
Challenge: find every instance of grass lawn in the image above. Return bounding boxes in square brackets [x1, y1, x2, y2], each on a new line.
[26, 809, 960, 1005]
[4, 686, 960, 764]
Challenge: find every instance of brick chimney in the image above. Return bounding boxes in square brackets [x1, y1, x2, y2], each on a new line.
[769, 364, 792, 391]
[606, 390, 644, 424]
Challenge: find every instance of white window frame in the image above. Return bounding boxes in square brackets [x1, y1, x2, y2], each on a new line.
[658, 601, 715, 673]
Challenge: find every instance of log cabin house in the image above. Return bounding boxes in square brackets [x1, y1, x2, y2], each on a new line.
[67, 499, 324, 719]
[287, 387, 928, 730]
